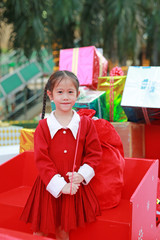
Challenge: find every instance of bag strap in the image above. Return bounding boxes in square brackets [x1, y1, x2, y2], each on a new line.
[70, 119, 81, 195]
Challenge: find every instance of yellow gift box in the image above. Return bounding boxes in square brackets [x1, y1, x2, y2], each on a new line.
[19, 128, 35, 153]
[98, 76, 127, 122]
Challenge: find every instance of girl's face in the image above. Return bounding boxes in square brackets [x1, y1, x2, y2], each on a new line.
[47, 77, 79, 113]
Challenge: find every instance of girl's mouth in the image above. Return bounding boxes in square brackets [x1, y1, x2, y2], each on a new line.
[61, 102, 70, 105]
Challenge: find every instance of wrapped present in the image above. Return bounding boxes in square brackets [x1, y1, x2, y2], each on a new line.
[0, 121, 10, 127]
[111, 121, 145, 158]
[121, 107, 160, 124]
[121, 66, 160, 124]
[74, 87, 107, 119]
[51, 86, 107, 119]
[98, 75, 127, 122]
[0, 126, 23, 146]
[59, 46, 108, 89]
[19, 128, 35, 153]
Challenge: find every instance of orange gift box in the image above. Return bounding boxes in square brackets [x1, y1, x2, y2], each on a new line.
[111, 122, 145, 158]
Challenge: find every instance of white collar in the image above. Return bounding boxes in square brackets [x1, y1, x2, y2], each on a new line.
[47, 110, 80, 139]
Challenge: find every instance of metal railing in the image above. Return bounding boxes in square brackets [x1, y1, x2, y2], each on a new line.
[0, 76, 47, 121]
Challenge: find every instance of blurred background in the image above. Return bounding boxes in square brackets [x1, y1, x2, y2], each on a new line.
[0, 0, 160, 122]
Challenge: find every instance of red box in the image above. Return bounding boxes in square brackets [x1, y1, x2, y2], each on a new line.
[145, 124, 160, 177]
[0, 153, 160, 240]
[70, 158, 160, 240]
[59, 46, 108, 89]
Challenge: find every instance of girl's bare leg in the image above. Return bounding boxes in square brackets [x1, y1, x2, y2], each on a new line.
[33, 232, 48, 236]
[56, 227, 69, 240]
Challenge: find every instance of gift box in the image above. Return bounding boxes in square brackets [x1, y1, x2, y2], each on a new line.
[19, 128, 35, 153]
[74, 87, 107, 119]
[0, 126, 23, 146]
[145, 124, 160, 177]
[121, 106, 160, 124]
[59, 46, 108, 89]
[121, 66, 160, 124]
[111, 122, 145, 158]
[98, 75, 127, 122]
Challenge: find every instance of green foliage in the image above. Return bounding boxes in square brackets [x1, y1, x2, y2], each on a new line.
[141, 0, 160, 64]
[2, 0, 160, 65]
[79, 0, 103, 46]
[103, 0, 143, 62]
[45, 0, 82, 48]
[2, 0, 49, 59]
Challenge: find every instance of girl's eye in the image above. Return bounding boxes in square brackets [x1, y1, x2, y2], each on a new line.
[69, 91, 73, 94]
[57, 90, 62, 94]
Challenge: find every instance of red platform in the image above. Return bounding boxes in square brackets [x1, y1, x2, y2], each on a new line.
[0, 152, 160, 240]
[70, 158, 160, 240]
[0, 228, 52, 240]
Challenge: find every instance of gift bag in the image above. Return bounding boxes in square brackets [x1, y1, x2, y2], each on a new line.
[78, 109, 125, 210]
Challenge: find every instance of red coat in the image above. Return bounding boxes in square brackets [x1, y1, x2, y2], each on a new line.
[21, 115, 102, 235]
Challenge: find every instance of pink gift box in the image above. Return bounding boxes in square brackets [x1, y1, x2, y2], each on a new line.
[59, 46, 108, 89]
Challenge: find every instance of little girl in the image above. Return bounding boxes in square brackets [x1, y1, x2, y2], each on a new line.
[21, 70, 102, 240]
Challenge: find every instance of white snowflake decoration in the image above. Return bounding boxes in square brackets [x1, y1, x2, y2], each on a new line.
[147, 200, 150, 211]
[138, 227, 143, 240]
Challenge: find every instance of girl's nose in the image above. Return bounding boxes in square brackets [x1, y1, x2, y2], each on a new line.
[63, 92, 68, 99]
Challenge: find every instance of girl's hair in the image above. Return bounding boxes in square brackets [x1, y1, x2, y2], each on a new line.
[41, 70, 79, 119]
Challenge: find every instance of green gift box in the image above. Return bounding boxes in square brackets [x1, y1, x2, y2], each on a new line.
[74, 87, 107, 119]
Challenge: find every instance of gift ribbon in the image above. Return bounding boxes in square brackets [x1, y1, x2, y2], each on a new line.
[72, 48, 79, 76]
[142, 107, 150, 125]
[99, 55, 103, 77]
[70, 119, 81, 195]
[109, 77, 114, 122]
[97, 97, 102, 119]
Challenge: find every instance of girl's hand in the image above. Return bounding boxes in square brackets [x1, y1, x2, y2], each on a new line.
[61, 182, 80, 195]
[66, 172, 84, 184]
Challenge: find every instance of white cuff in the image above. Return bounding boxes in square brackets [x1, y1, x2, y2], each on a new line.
[78, 164, 95, 185]
[46, 174, 67, 198]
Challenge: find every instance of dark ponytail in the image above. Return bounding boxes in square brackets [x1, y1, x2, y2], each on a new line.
[41, 82, 48, 119]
